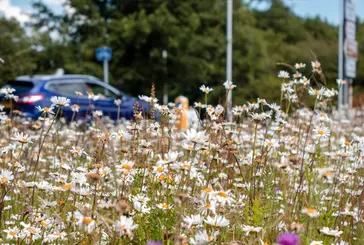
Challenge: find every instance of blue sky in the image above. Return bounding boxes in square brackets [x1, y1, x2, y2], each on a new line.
[272, 0, 364, 25]
[1, 0, 364, 25]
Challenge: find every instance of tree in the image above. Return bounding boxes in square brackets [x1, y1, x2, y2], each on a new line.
[16, 0, 364, 105]
[0, 18, 36, 83]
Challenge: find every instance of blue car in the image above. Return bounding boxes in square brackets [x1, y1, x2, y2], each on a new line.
[0, 74, 152, 121]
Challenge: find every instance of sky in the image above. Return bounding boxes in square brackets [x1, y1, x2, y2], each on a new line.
[262, 0, 364, 25]
[0, 0, 364, 26]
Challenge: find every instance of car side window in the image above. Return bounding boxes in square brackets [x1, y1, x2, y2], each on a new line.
[47, 81, 88, 96]
[85, 83, 118, 99]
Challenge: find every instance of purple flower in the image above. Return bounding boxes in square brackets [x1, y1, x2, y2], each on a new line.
[275, 187, 280, 192]
[276, 233, 301, 245]
[147, 242, 163, 245]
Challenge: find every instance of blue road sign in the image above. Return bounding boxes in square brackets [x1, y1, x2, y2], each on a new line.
[96, 47, 112, 62]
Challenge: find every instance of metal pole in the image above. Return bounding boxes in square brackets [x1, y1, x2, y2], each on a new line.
[226, 0, 233, 121]
[103, 60, 109, 84]
[162, 50, 168, 105]
[163, 83, 168, 105]
[338, 0, 344, 111]
[344, 78, 348, 107]
[349, 79, 353, 109]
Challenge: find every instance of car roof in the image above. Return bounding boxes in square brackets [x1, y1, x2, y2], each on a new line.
[16, 74, 100, 82]
[14, 74, 124, 96]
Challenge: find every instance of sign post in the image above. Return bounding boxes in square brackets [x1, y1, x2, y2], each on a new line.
[226, 0, 233, 121]
[96, 47, 112, 84]
[339, 0, 357, 110]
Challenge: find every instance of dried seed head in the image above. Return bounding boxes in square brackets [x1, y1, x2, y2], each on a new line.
[133, 102, 140, 118]
[92, 151, 98, 164]
[290, 222, 305, 232]
[87, 173, 101, 184]
[288, 155, 301, 165]
[164, 231, 173, 241]
[150, 83, 155, 120]
[255, 155, 264, 165]
[222, 242, 246, 245]
[114, 197, 132, 215]
[174, 235, 188, 245]
[175, 193, 190, 205]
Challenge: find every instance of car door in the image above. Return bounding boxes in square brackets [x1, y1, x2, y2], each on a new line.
[85, 81, 135, 120]
[85, 81, 120, 119]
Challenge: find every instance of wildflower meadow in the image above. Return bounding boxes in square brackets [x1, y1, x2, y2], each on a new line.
[0, 61, 363, 245]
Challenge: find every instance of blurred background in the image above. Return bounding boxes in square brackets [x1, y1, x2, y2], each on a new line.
[0, 0, 364, 105]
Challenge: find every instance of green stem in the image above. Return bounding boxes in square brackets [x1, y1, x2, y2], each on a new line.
[250, 122, 259, 208]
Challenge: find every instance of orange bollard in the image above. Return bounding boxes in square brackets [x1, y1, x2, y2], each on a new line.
[175, 96, 188, 131]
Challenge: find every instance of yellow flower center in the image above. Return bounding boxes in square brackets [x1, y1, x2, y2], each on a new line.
[317, 130, 324, 135]
[121, 164, 132, 171]
[9, 231, 16, 236]
[182, 163, 190, 169]
[306, 208, 317, 214]
[82, 217, 93, 224]
[325, 171, 333, 177]
[217, 192, 228, 198]
[63, 183, 72, 190]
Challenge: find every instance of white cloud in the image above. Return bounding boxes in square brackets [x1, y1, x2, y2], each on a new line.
[0, 0, 29, 24]
[42, 0, 66, 6]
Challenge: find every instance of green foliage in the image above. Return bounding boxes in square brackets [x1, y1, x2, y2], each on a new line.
[0, 18, 36, 81]
[252, 198, 264, 226]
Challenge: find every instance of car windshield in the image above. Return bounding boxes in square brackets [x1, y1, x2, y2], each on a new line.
[46, 79, 121, 99]
[3, 80, 34, 95]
